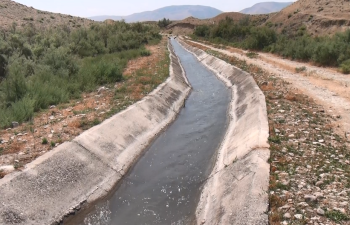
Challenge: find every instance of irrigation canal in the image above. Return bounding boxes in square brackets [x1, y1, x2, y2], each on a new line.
[66, 39, 231, 225]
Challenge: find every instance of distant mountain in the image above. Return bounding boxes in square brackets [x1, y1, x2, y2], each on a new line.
[240, 2, 293, 14]
[89, 5, 222, 22]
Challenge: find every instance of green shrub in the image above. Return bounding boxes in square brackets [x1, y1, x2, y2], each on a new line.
[42, 138, 48, 145]
[193, 18, 350, 69]
[340, 59, 350, 74]
[2, 61, 28, 103]
[10, 96, 35, 124]
[325, 210, 349, 222]
[194, 25, 210, 37]
[269, 136, 282, 144]
[0, 21, 162, 128]
[140, 48, 151, 56]
[94, 61, 123, 84]
[92, 118, 101, 126]
[246, 52, 258, 58]
[295, 66, 306, 73]
[0, 54, 7, 79]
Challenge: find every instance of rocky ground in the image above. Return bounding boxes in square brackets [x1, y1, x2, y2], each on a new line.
[185, 40, 350, 225]
[0, 37, 169, 178]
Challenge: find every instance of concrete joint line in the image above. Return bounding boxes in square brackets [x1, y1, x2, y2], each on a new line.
[72, 140, 123, 176]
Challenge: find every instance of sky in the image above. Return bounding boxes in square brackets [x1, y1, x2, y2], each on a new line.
[14, 0, 296, 18]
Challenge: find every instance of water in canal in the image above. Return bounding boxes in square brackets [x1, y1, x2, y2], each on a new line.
[67, 39, 231, 225]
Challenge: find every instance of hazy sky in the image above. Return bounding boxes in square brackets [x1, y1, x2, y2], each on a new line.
[14, 0, 296, 17]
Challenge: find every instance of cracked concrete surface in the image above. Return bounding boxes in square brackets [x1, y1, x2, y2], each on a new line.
[0, 42, 191, 225]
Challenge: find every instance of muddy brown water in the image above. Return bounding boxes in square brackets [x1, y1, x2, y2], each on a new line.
[65, 39, 231, 225]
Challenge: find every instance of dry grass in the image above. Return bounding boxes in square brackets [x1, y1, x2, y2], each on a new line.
[265, 0, 350, 36]
[4, 142, 24, 155]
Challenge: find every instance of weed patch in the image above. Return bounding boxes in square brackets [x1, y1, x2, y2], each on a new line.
[325, 210, 349, 222]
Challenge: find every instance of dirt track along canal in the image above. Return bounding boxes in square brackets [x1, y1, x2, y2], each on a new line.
[66, 39, 231, 225]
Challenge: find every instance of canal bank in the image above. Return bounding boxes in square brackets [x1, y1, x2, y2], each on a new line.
[0, 41, 191, 225]
[179, 39, 270, 225]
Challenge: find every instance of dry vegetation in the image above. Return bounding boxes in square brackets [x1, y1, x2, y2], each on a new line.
[266, 0, 350, 36]
[0, 0, 94, 31]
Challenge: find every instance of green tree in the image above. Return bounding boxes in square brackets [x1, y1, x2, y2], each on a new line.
[158, 18, 171, 28]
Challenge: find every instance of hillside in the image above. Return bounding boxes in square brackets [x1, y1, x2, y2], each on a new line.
[89, 5, 223, 22]
[265, 0, 350, 35]
[0, 0, 94, 30]
[240, 2, 293, 14]
[166, 12, 272, 35]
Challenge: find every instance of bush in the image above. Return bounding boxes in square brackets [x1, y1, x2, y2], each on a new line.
[42, 138, 48, 145]
[94, 61, 123, 84]
[269, 136, 281, 144]
[193, 17, 350, 69]
[246, 52, 258, 58]
[244, 26, 277, 50]
[10, 96, 35, 124]
[2, 61, 28, 103]
[340, 59, 350, 74]
[140, 48, 151, 56]
[295, 66, 306, 73]
[194, 25, 210, 38]
[0, 21, 162, 128]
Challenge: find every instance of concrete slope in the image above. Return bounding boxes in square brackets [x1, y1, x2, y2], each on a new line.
[179, 39, 270, 225]
[0, 42, 191, 225]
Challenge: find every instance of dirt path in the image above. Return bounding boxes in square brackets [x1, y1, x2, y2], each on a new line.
[189, 40, 350, 138]
[185, 39, 350, 225]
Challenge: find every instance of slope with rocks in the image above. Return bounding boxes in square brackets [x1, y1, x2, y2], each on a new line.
[265, 0, 350, 35]
[0, 0, 93, 31]
[166, 0, 350, 36]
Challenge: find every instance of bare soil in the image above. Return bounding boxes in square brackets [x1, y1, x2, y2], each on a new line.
[185, 39, 350, 225]
[266, 0, 350, 36]
[193, 40, 350, 137]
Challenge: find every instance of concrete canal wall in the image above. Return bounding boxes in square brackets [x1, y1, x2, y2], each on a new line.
[179, 39, 270, 225]
[0, 42, 191, 225]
